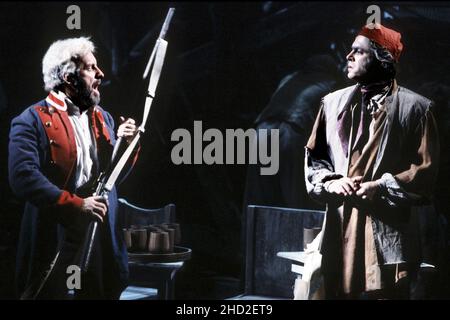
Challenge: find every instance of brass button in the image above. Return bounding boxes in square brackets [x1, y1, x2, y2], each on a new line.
[49, 139, 56, 145]
[45, 121, 52, 127]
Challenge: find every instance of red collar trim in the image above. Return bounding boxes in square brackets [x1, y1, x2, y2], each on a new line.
[45, 91, 67, 111]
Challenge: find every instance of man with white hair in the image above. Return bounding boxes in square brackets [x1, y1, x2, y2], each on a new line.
[9, 37, 138, 299]
[305, 24, 440, 299]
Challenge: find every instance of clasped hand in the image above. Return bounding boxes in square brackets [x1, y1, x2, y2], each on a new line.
[327, 176, 380, 202]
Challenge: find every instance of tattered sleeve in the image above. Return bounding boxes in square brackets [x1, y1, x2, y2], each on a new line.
[304, 101, 343, 204]
[377, 107, 440, 207]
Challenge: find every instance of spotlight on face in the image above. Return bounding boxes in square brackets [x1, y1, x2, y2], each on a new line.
[345, 35, 374, 82]
[72, 52, 105, 109]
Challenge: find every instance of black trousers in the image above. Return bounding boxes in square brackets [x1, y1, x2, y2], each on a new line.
[73, 221, 123, 300]
[36, 219, 124, 300]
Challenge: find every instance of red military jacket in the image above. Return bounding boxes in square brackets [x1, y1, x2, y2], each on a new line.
[35, 90, 117, 210]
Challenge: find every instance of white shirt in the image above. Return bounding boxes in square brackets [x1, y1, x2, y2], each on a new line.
[64, 95, 96, 189]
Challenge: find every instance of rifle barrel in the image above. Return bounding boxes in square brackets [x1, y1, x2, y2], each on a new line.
[143, 8, 175, 79]
[159, 8, 175, 40]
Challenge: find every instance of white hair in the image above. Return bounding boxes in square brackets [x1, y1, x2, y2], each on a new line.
[42, 37, 95, 92]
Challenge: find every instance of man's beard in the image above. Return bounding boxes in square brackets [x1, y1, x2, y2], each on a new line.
[71, 75, 100, 111]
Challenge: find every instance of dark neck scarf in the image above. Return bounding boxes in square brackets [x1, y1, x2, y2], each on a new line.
[360, 80, 393, 115]
[337, 80, 393, 157]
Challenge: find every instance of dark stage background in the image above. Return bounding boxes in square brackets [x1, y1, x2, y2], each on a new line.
[0, 1, 449, 299]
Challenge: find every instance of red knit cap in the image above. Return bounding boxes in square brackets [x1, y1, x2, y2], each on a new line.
[358, 23, 403, 62]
